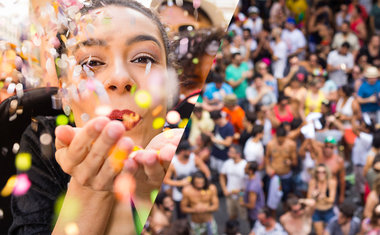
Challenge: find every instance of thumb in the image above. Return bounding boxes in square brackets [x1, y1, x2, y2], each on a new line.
[55, 125, 76, 149]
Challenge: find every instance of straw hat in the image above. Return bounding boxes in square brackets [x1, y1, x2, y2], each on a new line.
[223, 94, 238, 106]
[364, 66, 379, 79]
[150, 0, 227, 28]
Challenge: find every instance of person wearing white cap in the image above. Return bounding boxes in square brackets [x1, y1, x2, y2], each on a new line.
[243, 6, 263, 38]
[357, 66, 380, 122]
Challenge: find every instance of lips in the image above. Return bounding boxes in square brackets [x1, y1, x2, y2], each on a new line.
[108, 109, 142, 131]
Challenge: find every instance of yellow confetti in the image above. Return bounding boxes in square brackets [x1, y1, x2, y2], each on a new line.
[152, 117, 165, 129]
[134, 90, 151, 109]
[178, 118, 189, 128]
[15, 153, 31, 171]
[1, 175, 17, 197]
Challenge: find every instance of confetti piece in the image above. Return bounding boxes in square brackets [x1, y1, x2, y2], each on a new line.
[166, 110, 180, 124]
[188, 95, 199, 104]
[150, 189, 159, 203]
[12, 143, 20, 154]
[65, 222, 79, 235]
[56, 114, 69, 126]
[95, 105, 112, 116]
[152, 117, 165, 129]
[40, 133, 53, 146]
[145, 61, 151, 75]
[134, 90, 151, 109]
[73, 65, 82, 77]
[15, 153, 31, 171]
[152, 105, 163, 117]
[13, 174, 31, 196]
[114, 173, 136, 203]
[1, 175, 16, 197]
[192, 58, 199, 64]
[80, 113, 90, 122]
[59, 196, 81, 222]
[0, 82, 3, 89]
[178, 118, 189, 128]
[7, 83, 15, 94]
[69, 112, 75, 123]
[179, 38, 188, 56]
[110, 147, 128, 172]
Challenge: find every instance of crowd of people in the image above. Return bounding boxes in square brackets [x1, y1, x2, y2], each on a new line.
[144, 0, 380, 234]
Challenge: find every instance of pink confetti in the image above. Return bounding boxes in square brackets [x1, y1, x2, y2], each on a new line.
[13, 174, 31, 196]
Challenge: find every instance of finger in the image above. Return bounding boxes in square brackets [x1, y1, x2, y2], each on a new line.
[66, 116, 110, 166]
[77, 121, 125, 177]
[92, 156, 120, 191]
[158, 143, 177, 171]
[140, 150, 166, 186]
[55, 125, 76, 149]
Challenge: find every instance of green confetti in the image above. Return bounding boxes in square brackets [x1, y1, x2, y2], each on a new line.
[56, 114, 69, 126]
[150, 189, 159, 203]
[15, 153, 31, 171]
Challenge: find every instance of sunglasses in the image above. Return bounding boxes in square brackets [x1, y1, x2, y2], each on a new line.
[324, 145, 334, 149]
[317, 170, 326, 174]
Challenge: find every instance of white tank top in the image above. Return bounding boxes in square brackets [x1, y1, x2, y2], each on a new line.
[171, 153, 197, 201]
[336, 96, 354, 128]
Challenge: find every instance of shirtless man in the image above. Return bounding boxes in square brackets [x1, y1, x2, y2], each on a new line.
[280, 196, 315, 235]
[314, 136, 346, 204]
[181, 171, 219, 235]
[265, 125, 297, 201]
[148, 192, 174, 235]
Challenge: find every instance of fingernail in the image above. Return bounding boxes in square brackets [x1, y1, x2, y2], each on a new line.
[107, 123, 123, 139]
[95, 119, 107, 132]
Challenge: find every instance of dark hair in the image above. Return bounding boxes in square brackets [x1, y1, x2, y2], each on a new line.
[155, 192, 170, 207]
[370, 203, 380, 226]
[259, 207, 274, 218]
[230, 144, 242, 156]
[276, 125, 287, 137]
[232, 52, 241, 59]
[213, 73, 224, 83]
[286, 195, 299, 208]
[252, 125, 264, 137]
[243, 28, 252, 34]
[246, 161, 258, 173]
[200, 132, 212, 147]
[338, 200, 356, 218]
[372, 154, 380, 168]
[373, 132, 380, 149]
[57, 0, 170, 64]
[176, 139, 191, 153]
[225, 219, 240, 235]
[209, 110, 222, 120]
[191, 171, 209, 190]
[278, 93, 289, 103]
[341, 41, 351, 49]
[245, 111, 257, 124]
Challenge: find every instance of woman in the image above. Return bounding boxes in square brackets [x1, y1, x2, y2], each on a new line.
[284, 76, 307, 121]
[361, 203, 380, 234]
[256, 61, 278, 98]
[350, 5, 367, 46]
[364, 175, 380, 219]
[10, 1, 182, 234]
[304, 78, 325, 116]
[335, 85, 361, 160]
[193, 132, 212, 163]
[243, 125, 264, 169]
[307, 164, 337, 235]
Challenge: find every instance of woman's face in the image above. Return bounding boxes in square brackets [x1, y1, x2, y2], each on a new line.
[64, 6, 168, 147]
[316, 166, 327, 180]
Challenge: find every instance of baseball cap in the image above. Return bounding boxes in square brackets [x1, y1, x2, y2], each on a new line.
[324, 136, 337, 145]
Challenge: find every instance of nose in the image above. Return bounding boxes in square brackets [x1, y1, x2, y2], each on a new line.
[105, 58, 136, 94]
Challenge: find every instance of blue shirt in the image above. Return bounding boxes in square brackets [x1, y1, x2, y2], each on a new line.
[358, 80, 380, 112]
[203, 82, 233, 101]
[211, 122, 234, 161]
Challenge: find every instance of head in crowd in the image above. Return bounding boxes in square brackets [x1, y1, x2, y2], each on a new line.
[276, 125, 287, 145]
[372, 154, 380, 173]
[285, 17, 297, 31]
[287, 195, 306, 217]
[232, 52, 243, 66]
[278, 93, 290, 107]
[337, 200, 356, 225]
[323, 136, 337, 157]
[176, 139, 192, 158]
[210, 110, 223, 125]
[258, 207, 276, 226]
[196, 132, 212, 148]
[155, 192, 175, 212]
[338, 84, 354, 98]
[245, 161, 259, 175]
[225, 219, 240, 235]
[192, 103, 203, 119]
[313, 164, 331, 182]
[228, 144, 243, 160]
[251, 125, 264, 139]
[364, 66, 379, 85]
[370, 204, 380, 226]
[213, 73, 225, 89]
[243, 28, 252, 41]
[224, 94, 238, 110]
[339, 41, 351, 55]
[191, 171, 209, 190]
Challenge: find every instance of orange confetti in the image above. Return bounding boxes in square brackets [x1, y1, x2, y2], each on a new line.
[152, 105, 163, 117]
[114, 173, 136, 203]
[110, 147, 128, 172]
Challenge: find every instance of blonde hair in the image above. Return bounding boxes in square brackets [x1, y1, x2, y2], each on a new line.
[313, 164, 331, 182]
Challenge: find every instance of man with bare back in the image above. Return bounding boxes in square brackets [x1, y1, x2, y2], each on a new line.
[181, 171, 219, 235]
[265, 125, 298, 201]
[315, 136, 346, 204]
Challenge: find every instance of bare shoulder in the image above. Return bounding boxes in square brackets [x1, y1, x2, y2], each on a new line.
[209, 184, 217, 194]
[182, 185, 193, 196]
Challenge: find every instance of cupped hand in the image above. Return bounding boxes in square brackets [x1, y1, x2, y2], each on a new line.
[123, 128, 184, 199]
[55, 116, 134, 191]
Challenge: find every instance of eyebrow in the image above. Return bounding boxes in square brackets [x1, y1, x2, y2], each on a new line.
[126, 35, 162, 49]
[73, 38, 108, 52]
